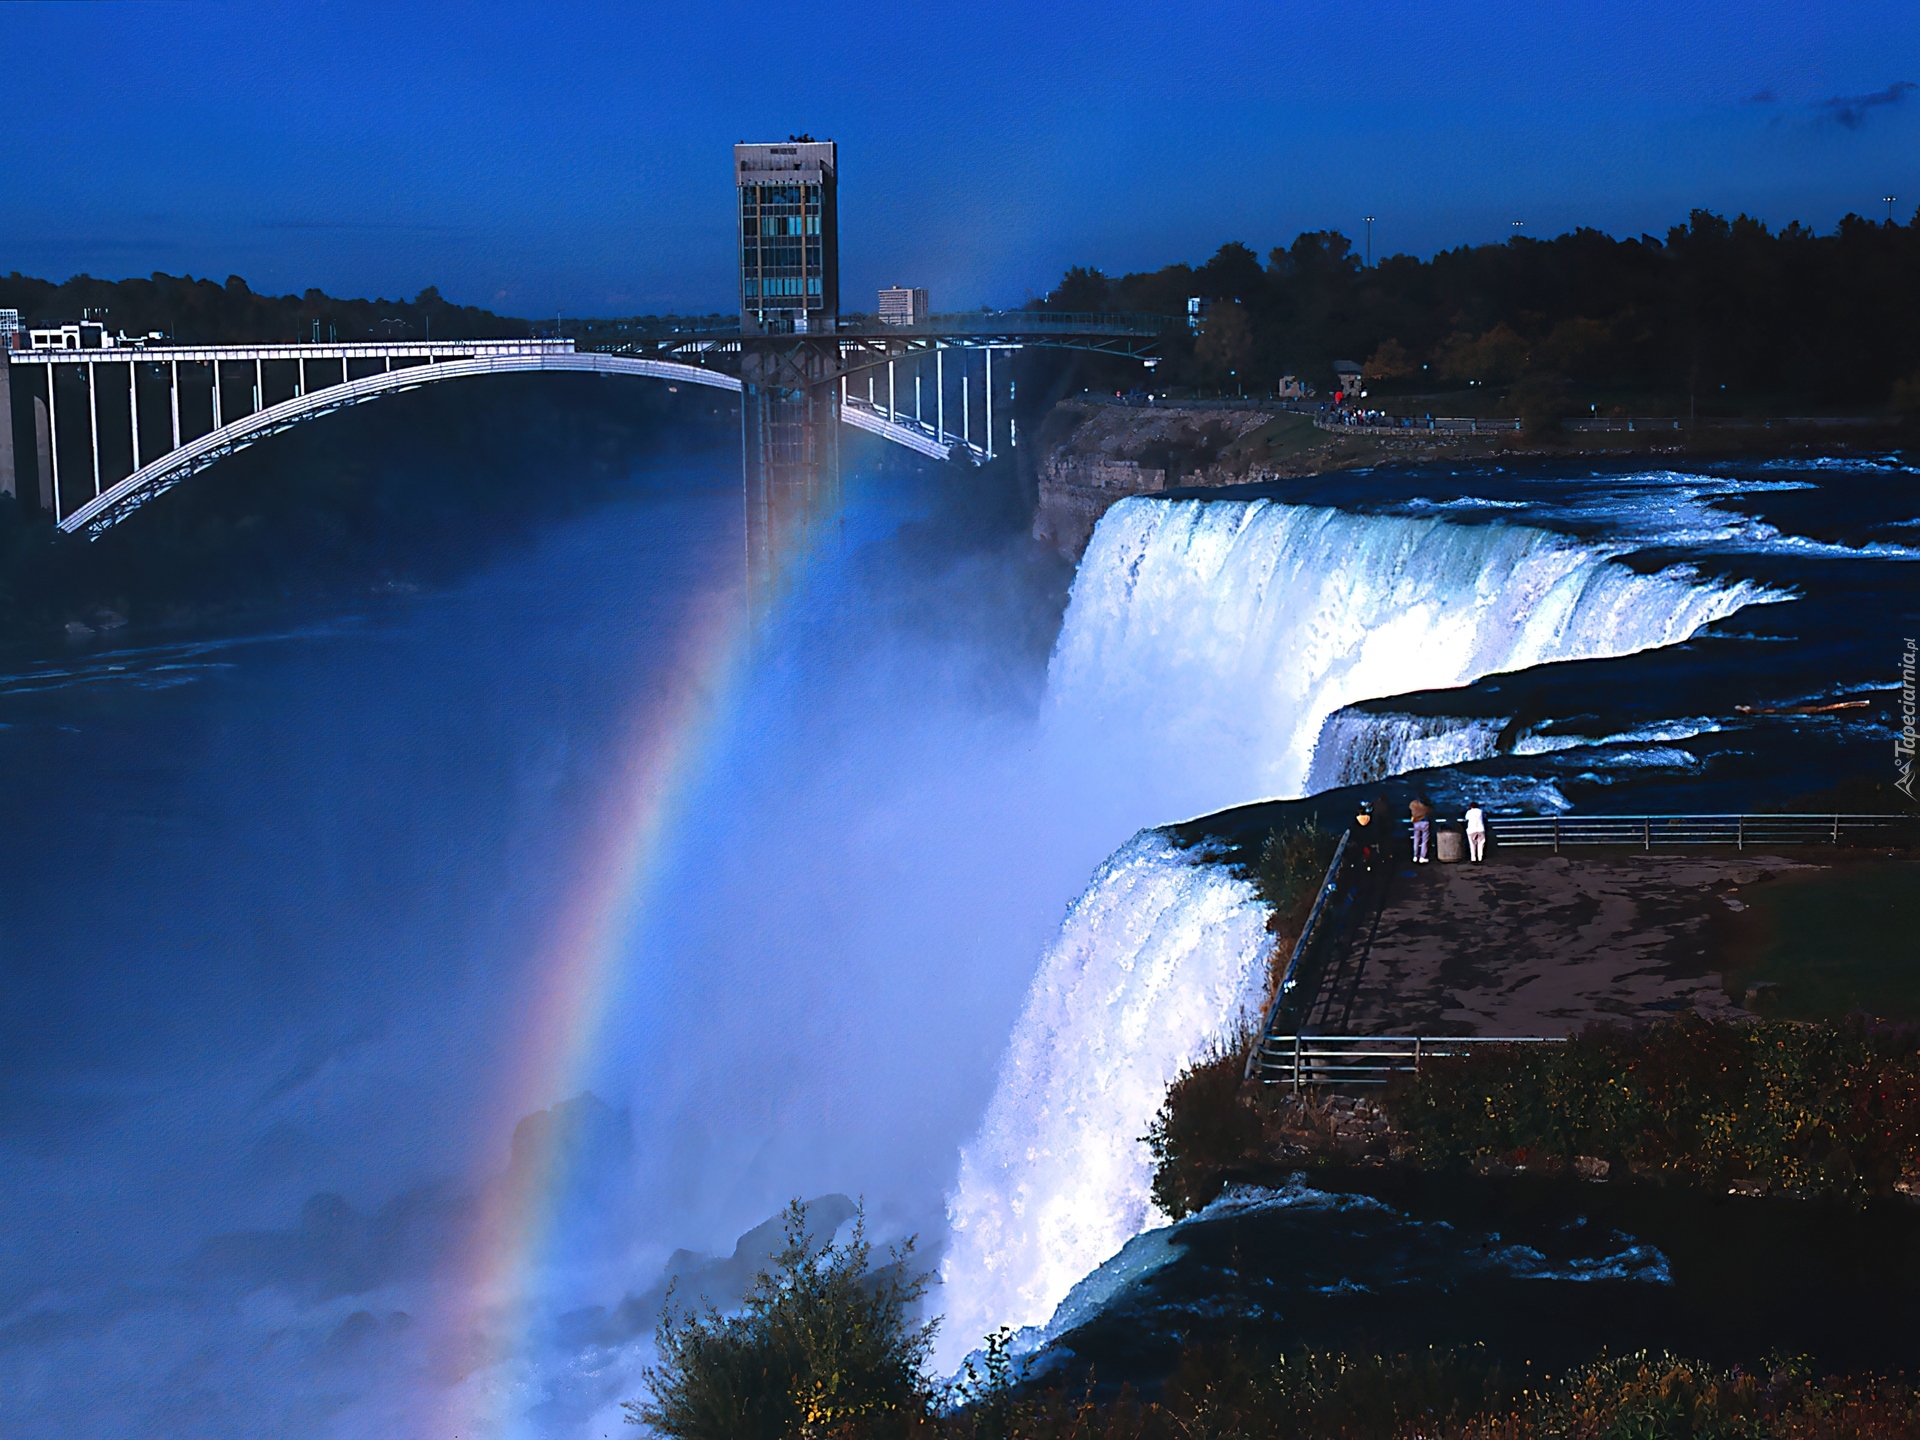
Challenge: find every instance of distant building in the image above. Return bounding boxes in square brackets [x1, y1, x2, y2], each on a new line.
[735, 139, 839, 334]
[30, 321, 114, 350]
[0, 309, 21, 350]
[1332, 360, 1363, 398]
[877, 286, 928, 327]
[1186, 296, 1210, 333]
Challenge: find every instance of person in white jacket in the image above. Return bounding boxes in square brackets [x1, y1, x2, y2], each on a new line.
[1465, 802, 1488, 862]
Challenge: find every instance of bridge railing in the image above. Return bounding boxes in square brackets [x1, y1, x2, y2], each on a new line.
[1485, 812, 1915, 851]
[882, 311, 1174, 336]
[1256, 1034, 1567, 1089]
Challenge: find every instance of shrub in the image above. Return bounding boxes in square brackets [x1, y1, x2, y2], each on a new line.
[1144, 1032, 1263, 1219]
[628, 1200, 935, 1440]
[1388, 1015, 1920, 1198]
[1253, 820, 1338, 923]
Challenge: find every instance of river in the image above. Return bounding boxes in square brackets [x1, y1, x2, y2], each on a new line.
[2, 433, 1916, 1437]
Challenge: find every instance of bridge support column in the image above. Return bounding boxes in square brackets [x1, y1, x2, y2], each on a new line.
[962, 364, 969, 448]
[740, 337, 841, 625]
[170, 361, 181, 451]
[985, 349, 994, 460]
[936, 349, 944, 444]
[0, 350, 16, 500]
[45, 365, 61, 517]
[86, 362, 100, 500]
[33, 394, 53, 512]
[211, 360, 222, 430]
[128, 361, 141, 471]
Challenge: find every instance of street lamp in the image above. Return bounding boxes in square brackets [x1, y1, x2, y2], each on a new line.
[1886, 195, 1898, 223]
[1364, 216, 1375, 268]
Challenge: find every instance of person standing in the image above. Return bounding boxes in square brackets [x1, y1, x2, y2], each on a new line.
[1409, 797, 1432, 863]
[1465, 802, 1487, 862]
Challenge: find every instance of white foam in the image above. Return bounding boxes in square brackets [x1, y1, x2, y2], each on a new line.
[1045, 496, 1783, 821]
[936, 830, 1270, 1369]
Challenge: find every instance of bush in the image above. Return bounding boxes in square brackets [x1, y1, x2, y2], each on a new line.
[1145, 1033, 1263, 1219]
[1389, 1015, 1920, 1198]
[1253, 820, 1338, 924]
[628, 1200, 935, 1440]
[910, 1344, 1920, 1440]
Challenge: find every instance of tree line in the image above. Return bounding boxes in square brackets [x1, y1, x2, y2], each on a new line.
[0, 271, 523, 346]
[1033, 208, 1920, 417]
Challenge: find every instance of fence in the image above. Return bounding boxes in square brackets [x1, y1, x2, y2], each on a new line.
[1314, 414, 1525, 434]
[1242, 829, 1353, 1079]
[1486, 812, 1914, 852]
[1255, 1034, 1567, 1089]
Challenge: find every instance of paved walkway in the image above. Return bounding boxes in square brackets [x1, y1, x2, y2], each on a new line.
[1309, 853, 1819, 1035]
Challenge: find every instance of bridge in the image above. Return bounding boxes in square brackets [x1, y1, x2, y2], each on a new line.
[0, 135, 1166, 614]
[1, 313, 1161, 528]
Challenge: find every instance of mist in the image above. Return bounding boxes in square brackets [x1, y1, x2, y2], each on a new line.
[0, 430, 1151, 1438]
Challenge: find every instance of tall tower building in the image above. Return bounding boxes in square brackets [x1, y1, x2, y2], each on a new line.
[735, 140, 838, 334]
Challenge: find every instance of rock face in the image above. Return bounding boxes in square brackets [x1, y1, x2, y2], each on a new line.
[1031, 400, 1285, 558]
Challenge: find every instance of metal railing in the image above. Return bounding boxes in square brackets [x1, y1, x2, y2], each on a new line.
[1256, 1034, 1567, 1089]
[888, 310, 1172, 336]
[1487, 812, 1914, 852]
[1243, 830, 1353, 1079]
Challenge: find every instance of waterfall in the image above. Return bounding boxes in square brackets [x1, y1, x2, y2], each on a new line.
[941, 495, 1787, 1369]
[1305, 711, 1507, 790]
[1043, 497, 1784, 823]
[937, 830, 1269, 1368]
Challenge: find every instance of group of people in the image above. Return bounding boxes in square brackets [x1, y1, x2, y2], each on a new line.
[1356, 798, 1488, 863]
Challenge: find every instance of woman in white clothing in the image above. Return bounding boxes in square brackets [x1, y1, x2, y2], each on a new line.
[1465, 802, 1487, 862]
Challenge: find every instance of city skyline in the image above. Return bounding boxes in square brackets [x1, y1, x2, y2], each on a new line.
[0, 0, 1915, 316]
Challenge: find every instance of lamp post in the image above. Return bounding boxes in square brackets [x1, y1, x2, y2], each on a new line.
[1364, 216, 1375, 268]
[1887, 195, 1898, 223]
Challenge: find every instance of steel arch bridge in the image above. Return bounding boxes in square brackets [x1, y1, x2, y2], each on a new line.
[1, 314, 1165, 541]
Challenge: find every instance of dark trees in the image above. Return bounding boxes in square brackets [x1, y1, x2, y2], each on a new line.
[1037, 208, 1920, 410]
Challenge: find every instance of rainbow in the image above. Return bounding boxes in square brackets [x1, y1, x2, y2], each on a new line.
[431, 569, 760, 1436]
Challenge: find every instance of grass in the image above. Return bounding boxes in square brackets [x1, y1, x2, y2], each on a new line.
[1724, 861, 1920, 1021]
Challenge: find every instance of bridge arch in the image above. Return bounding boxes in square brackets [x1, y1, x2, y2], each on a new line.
[57, 351, 744, 537]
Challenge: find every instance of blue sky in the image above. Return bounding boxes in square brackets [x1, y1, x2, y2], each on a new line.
[1, 0, 1915, 316]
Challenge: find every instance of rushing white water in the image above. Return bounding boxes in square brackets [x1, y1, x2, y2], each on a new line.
[1306, 711, 1509, 790]
[937, 830, 1269, 1367]
[943, 494, 1788, 1369]
[1305, 709, 1731, 790]
[1044, 496, 1785, 823]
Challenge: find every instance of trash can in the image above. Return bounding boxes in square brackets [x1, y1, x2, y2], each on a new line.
[1436, 827, 1466, 863]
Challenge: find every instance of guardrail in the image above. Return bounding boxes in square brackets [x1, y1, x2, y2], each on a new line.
[1486, 812, 1914, 852]
[1243, 829, 1353, 1079]
[1256, 1034, 1567, 1089]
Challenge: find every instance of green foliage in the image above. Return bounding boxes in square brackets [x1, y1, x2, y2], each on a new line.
[1388, 1016, 1920, 1199]
[629, 1200, 935, 1440]
[1252, 820, 1337, 924]
[1144, 1034, 1262, 1219]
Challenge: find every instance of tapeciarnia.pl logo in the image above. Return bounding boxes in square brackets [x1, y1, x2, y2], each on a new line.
[1898, 637, 1917, 800]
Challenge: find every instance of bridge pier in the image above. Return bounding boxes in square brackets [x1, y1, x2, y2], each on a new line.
[0, 349, 15, 499]
[740, 337, 841, 623]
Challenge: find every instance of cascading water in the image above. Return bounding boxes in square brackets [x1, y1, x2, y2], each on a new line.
[938, 830, 1270, 1366]
[1305, 711, 1510, 790]
[1042, 496, 1784, 824]
[942, 494, 1786, 1368]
